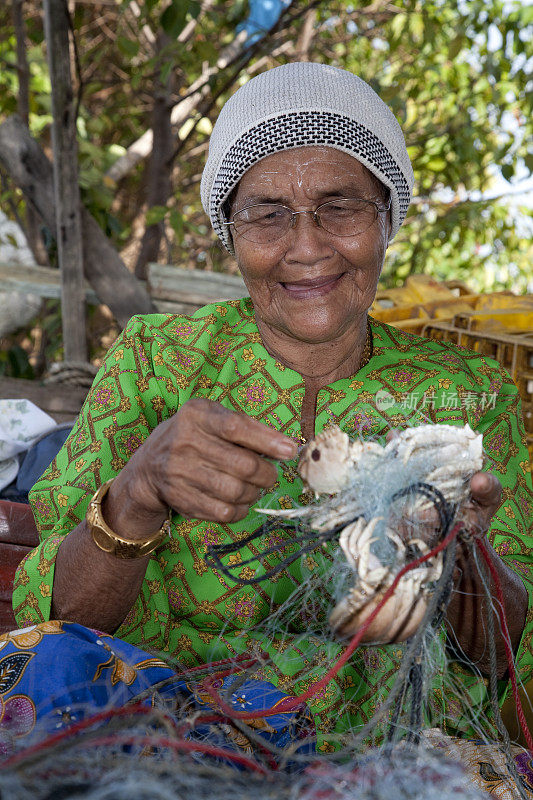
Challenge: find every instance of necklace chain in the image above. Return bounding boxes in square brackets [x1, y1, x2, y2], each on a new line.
[359, 319, 373, 370]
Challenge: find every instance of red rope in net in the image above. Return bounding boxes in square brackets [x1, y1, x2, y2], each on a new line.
[0, 702, 266, 773]
[475, 535, 533, 752]
[6, 522, 530, 777]
[203, 521, 464, 720]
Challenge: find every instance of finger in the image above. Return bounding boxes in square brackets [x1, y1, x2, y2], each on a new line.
[168, 483, 251, 524]
[191, 438, 279, 489]
[469, 472, 502, 509]
[454, 473, 501, 537]
[153, 441, 277, 521]
[200, 402, 297, 460]
[191, 465, 261, 506]
[232, 451, 279, 488]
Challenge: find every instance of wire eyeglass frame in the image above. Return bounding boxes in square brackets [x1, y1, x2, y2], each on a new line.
[222, 197, 391, 243]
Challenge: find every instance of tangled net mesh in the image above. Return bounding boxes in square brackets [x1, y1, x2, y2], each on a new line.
[1, 425, 531, 799]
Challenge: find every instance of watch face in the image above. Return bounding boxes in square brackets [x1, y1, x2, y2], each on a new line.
[91, 525, 115, 553]
[88, 497, 166, 558]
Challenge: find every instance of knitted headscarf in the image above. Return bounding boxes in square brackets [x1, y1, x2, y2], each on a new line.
[201, 62, 414, 254]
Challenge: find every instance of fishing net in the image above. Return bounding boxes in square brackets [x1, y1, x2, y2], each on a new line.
[1, 424, 532, 799]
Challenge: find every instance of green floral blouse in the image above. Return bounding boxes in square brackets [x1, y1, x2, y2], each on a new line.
[13, 299, 533, 751]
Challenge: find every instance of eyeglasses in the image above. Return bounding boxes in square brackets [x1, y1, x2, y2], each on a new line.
[223, 197, 391, 244]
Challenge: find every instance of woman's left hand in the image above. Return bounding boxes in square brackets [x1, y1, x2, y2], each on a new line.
[458, 471, 502, 537]
[396, 470, 502, 546]
[445, 469, 527, 677]
[396, 469, 526, 675]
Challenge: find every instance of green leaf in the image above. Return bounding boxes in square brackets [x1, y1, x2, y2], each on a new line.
[426, 157, 447, 171]
[390, 13, 406, 40]
[409, 13, 424, 44]
[145, 205, 168, 225]
[161, 0, 188, 37]
[189, 0, 201, 19]
[195, 40, 217, 61]
[26, 20, 44, 44]
[518, 5, 533, 25]
[5, 346, 34, 380]
[501, 163, 514, 181]
[169, 209, 184, 243]
[448, 35, 464, 60]
[117, 36, 139, 57]
[160, 60, 173, 85]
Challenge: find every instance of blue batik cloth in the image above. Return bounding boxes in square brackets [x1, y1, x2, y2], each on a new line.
[0, 620, 315, 769]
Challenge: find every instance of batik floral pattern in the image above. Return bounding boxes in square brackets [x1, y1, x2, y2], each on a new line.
[12, 299, 533, 750]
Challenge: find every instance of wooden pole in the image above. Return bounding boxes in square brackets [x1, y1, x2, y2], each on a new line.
[43, 0, 87, 362]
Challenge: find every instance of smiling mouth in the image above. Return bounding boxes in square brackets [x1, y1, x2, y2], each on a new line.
[280, 274, 344, 297]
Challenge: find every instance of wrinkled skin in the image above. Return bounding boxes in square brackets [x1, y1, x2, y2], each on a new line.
[232, 146, 390, 349]
[110, 398, 297, 528]
[52, 147, 526, 671]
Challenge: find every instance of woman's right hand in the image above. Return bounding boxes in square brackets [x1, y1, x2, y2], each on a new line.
[106, 399, 298, 535]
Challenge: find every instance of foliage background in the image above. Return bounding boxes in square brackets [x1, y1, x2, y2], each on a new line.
[0, 0, 531, 372]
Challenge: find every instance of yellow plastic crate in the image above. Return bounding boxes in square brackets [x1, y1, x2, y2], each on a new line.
[372, 279, 533, 460]
[421, 320, 533, 464]
[372, 277, 531, 335]
[372, 276, 477, 334]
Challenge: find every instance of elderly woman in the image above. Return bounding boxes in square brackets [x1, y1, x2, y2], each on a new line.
[10, 64, 533, 758]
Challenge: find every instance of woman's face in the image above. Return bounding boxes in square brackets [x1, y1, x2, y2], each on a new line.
[231, 146, 391, 346]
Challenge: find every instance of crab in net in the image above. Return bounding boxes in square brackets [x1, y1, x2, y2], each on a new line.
[258, 424, 484, 644]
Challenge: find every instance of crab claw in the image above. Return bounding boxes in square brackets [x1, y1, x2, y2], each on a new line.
[331, 520, 443, 644]
[329, 578, 433, 644]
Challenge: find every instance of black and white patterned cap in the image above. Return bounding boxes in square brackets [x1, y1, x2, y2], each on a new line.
[201, 62, 414, 254]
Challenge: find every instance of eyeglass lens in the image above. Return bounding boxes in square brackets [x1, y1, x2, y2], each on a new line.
[232, 199, 382, 243]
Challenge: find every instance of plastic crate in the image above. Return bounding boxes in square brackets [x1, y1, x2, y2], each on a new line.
[371, 276, 475, 334]
[421, 320, 533, 463]
[372, 277, 532, 336]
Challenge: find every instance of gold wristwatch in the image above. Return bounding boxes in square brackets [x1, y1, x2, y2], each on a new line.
[87, 479, 171, 559]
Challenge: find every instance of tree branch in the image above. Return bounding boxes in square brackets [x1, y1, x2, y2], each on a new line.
[11, 0, 29, 123]
[0, 115, 157, 327]
[105, 0, 313, 184]
[134, 32, 175, 279]
[10, 0, 48, 265]
[44, 0, 87, 361]
[295, 7, 316, 60]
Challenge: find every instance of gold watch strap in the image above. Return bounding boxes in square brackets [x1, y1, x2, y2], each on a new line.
[87, 479, 171, 559]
